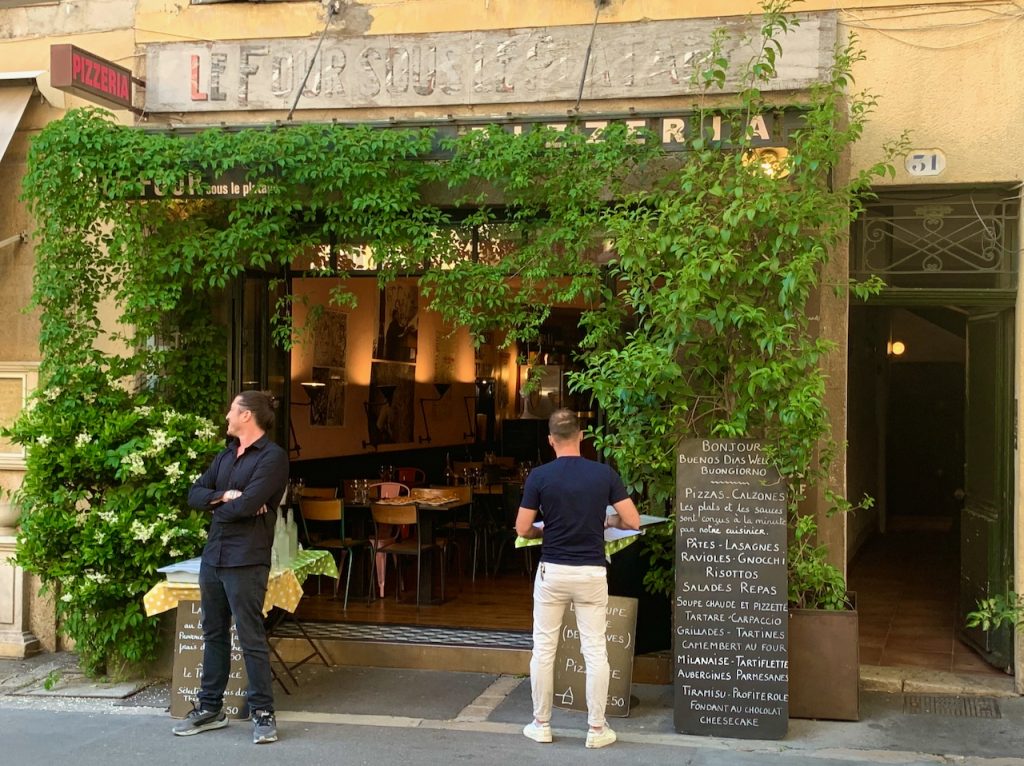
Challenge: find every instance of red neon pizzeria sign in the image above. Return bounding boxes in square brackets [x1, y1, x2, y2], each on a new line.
[50, 44, 135, 110]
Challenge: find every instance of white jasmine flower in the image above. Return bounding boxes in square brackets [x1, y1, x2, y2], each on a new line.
[195, 423, 218, 440]
[44, 387, 61, 401]
[130, 520, 154, 543]
[169, 548, 182, 557]
[97, 510, 116, 524]
[188, 473, 200, 484]
[60, 593, 73, 603]
[134, 405, 153, 416]
[120, 452, 146, 476]
[36, 434, 51, 447]
[147, 428, 176, 454]
[186, 448, 197, 460]
[164, 462, 183, 481]
[160, 529, 175, 547]
[75, 432, 91, 448]
[85, 572, 109, 585]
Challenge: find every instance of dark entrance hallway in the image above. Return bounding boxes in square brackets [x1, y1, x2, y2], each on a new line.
[847, 305, 1010, 678]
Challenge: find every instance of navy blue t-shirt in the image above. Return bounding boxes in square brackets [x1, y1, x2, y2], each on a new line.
[520, 456, 629, 567]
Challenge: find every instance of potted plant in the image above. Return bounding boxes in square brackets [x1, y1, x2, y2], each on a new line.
[787, 513, 861, 721]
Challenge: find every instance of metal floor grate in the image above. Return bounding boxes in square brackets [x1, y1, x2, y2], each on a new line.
[272, 620, 532, 650]
[904, 695, 1001, 719]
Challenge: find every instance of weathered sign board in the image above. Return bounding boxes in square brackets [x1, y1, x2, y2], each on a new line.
[170, 600, 249, 719]
[674, 439, 788, 739]
[145, 14, 836, 113]
[553, 595, 637, 718]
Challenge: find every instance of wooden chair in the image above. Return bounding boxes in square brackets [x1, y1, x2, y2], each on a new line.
[396, 467, 427, 487]
[370, 502, 444, 606]
[298, 498, 368, 609]
[364, 482, 411, 596]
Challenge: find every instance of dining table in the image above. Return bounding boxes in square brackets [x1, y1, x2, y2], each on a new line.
[344, 492, 471, 605]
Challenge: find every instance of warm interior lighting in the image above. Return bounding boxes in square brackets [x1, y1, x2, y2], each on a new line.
[887, 340, 906, 356]
[300, 381, 327, 398]
[742, 147, 790, 179]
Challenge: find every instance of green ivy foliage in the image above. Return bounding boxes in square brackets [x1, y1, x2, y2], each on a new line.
[5, 370, 222, 676]
[18, 113, 449, 675]
[422, 4, 906, 608]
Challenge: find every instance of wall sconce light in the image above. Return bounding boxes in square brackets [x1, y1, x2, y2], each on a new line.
[300, 381, 326, 398]
[300, 381, 328, 426]
[288, 380, 329, 456]
[418, 382, 451, 444]
[886, 339, 906, 357]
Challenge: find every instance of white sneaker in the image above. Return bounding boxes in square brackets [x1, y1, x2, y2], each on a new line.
[522, 721, 552, 743]
[585, 726, 616, 749]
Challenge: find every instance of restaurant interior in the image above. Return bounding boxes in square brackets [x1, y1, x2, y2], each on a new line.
[250, 266, 656, 645]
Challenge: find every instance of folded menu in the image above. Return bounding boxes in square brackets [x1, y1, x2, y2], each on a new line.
[157, 556, 202, 584]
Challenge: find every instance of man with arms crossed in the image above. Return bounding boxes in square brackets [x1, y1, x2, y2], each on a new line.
[516, 409, 641, 749]
[173, 390, 288, 744]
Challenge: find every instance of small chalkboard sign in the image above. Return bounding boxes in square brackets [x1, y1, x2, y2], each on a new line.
[553, 595, 638, 718]
[674, 439, 788, 740]
[170, 600, 249, 719]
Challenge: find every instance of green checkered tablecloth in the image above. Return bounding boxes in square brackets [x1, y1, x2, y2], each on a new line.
[514, 533, 641, 558]
[274, 547, 339, 584]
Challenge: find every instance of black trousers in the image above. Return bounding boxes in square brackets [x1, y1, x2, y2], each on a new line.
[197, 562, 273, 714]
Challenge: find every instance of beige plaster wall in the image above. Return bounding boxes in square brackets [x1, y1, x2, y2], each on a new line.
[845, 5, 1024, 183]
[133, 0, 995, 41]
[0, 0, 133, 39]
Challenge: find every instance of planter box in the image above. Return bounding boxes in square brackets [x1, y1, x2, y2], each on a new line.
[788, 594, 859, 721]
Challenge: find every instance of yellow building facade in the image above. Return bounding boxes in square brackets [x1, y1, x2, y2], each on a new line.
[2, 0, 1022, 689]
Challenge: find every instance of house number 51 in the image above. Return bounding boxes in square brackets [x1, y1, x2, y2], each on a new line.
[905, 149, 946, 176]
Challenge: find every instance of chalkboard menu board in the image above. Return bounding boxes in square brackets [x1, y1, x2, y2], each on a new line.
[553, 595, 637, 718]
[171, 600, 249, 719]
[674, 439, 788, 739]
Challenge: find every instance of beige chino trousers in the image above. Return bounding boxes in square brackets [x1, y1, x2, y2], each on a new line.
[529, 562, 610, 728]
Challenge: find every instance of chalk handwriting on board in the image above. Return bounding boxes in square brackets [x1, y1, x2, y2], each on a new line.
[553, 596, 638, 718]
[674, 439, 788, 740]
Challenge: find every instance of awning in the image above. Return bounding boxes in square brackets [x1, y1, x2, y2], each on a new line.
[0, 70, 63, 167]
[0, 85, 33, 164]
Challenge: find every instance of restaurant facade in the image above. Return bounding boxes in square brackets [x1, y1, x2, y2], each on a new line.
[2, 0, 1024, 692]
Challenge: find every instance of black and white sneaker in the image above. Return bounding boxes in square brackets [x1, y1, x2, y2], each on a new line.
[172, 706, 228, 736]
[252, 710, 278, 744]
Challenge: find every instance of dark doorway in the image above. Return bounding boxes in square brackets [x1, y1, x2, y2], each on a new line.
[886, 361, 964, 524]
[847, 305, 1009, 676]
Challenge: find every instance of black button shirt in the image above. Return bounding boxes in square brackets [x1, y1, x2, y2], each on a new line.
[188, 434, 289, 568]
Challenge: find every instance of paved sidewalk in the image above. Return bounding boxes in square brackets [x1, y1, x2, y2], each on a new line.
[1, 654, 1023, 764]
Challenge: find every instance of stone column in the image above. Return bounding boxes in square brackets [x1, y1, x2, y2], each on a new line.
[0, 500, 40, 657]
